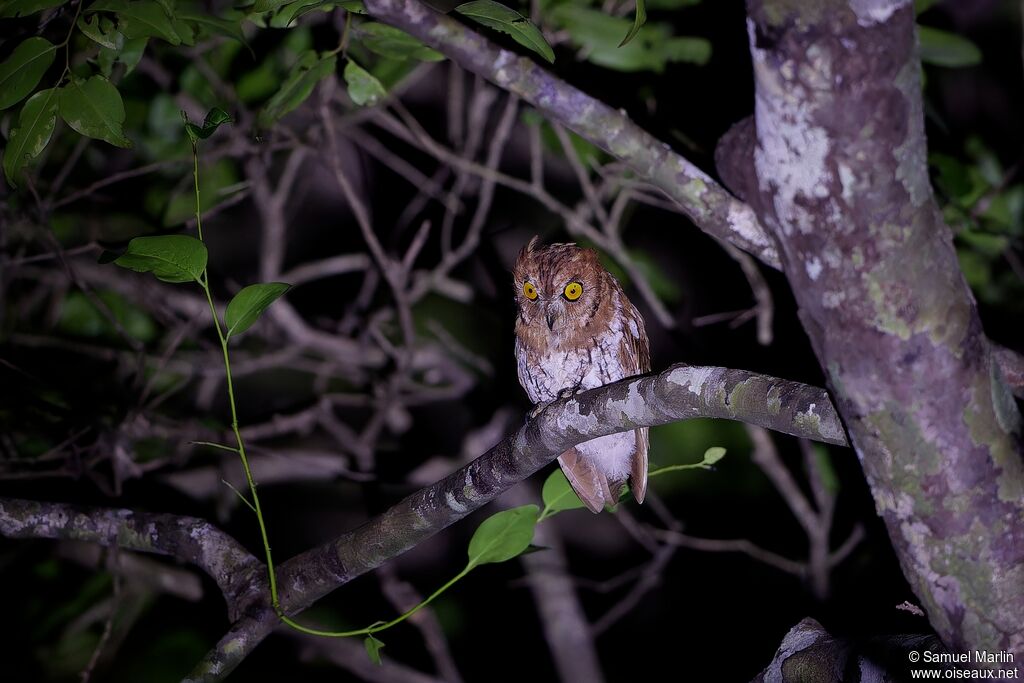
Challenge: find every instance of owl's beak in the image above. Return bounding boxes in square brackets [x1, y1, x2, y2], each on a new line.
[545, 310, 557, 330]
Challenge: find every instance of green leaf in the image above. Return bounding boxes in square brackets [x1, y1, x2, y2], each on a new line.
[619, 0, 646, 47]
[338, 0, 364, 12]
[455, 0, 554, 64]
[77, 14, 123, 50]
[89, 0, 180, 45]
[364, 635, 384, 665]
[176, 5, 248, 45]
[269, 0, 326, 28]
[930, 152, 976, 204]
[551, 5, 709, 72]
[250, 0, 295, 12]
[57, 290, 157, 342]
[119, 37, 148, 73]
[702, 446, 726, 465]
[981, 185, 1024, 235]
[541, 469, 587, 513]
[58, 76, 132, 148]
[809, 444, 839, 496]
[358, 22, 444, 62]
[173, 17, 196, 45]
[466, 505, 538, 569]
[646, 0, 701, 6]
[236, 59, 281, 103]
[224, 282, 290, 338]
[86, 0, 129, 10]
[0, 37, 57, 110]
[958, 228, 1008, 257]
[257, 51, 336, 128]
[113, 235, 208, 283]
[344, 60, 386, 107]
[204, 107, 233, 127]
[99, 35, 147, 76]
[184, 107, 233, 143]
[3, 87, 59, 188]
[918, 25, 981, 67]
[0, 0, 66, 18]
[97, 45, 118, 77]
[162, 158, 238, 225]
[114, 0, 182, 45]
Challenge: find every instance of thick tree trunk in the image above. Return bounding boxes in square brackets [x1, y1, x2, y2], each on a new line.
[739, 0, 1024, 667]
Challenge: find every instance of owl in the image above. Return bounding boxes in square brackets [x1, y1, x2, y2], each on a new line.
[513, 236, 651, 513]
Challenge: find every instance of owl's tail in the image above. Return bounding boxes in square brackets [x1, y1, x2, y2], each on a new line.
[558, 427, 648, 513]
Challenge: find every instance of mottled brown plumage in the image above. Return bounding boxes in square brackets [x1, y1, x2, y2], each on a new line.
[513, 237, 650, 513]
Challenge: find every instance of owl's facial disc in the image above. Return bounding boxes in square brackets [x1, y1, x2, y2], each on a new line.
[545, 302, 558, 330]
[542, 295, 572, 331]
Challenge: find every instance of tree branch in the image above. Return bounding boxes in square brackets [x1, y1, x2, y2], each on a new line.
[754, 617, 946, 683]
[362, 0, 780, 269]
[185, 363, 845, 680]
[0, 498, 261, 619]
[743, 0, 1024, 666]
[0, 365, 845, 682]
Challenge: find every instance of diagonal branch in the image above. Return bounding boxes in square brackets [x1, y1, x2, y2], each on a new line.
[185, 363, 845, 680]
[0, 372, 845, 681]
[0, 498, 261, 619]
[362, 0, 780, 269]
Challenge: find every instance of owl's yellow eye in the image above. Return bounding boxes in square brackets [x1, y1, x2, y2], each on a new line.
[523, 282, 539, 300]
[563, 282, 583, 301]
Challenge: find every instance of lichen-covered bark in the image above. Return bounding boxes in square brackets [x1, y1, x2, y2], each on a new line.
[286, 363, 845, 609]
[742, 0, 1024, 667]
[184, 363, 845, 680]
[363, 0, 780, 268]
[754, 617, 943, 682]
[0, 498, 261, 618]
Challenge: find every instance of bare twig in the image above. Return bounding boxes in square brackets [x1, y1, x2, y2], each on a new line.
[363, 0, 780, 268]
[653, 528, 805, 576]
[345, 130, 463, 214]
[553, 123, 609, 226]
[281, 254, 371, 286]
[379, 566, 463, 683]
[53, 159, 184, 209]
[79, 548, 121, 683]
[508, 489, 605, 683]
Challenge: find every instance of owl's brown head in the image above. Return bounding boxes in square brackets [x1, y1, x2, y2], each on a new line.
[513, 236, 612, 336]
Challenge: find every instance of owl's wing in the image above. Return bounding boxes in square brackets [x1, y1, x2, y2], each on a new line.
[620, 297, 650, 375]
[558, 447, 614, 514]
[630, 428, 649, 504]
[619, 296, 650, 504]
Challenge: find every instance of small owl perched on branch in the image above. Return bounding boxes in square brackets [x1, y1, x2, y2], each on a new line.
[513, 237, 651, 513]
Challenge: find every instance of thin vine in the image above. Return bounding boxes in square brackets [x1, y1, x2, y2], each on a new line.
[109, 109, 726, 663]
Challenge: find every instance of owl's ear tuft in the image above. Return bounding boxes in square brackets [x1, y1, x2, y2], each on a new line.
[515, 235, 541, 273]
[580, 246, 603, 268]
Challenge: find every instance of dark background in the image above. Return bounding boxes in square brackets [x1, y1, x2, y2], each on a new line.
[2, 0, 1023, 681]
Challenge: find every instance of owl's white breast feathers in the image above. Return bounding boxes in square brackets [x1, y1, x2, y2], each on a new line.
[515, 313, 631, 405]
